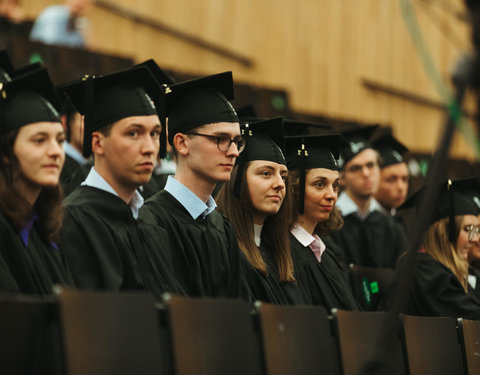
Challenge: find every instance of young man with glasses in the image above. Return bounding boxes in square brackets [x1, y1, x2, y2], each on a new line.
[326, 126, 408, 269]
[140, 71, 247, 298]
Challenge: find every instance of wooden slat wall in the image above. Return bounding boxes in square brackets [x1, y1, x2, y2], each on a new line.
[21, 0, 477, 159]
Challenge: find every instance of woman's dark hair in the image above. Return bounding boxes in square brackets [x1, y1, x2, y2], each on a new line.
[0, 128, 63, 242]
[289, 168, 343, 236]
[216, 163, 295, 282]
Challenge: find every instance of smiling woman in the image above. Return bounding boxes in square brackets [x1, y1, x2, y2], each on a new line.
[0, 67, 73, 295]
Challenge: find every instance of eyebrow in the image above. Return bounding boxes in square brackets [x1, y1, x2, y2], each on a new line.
[210, 131, 240, 137]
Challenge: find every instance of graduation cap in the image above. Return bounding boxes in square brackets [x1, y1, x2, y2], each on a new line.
[233, 117, 286, 197]
[338, 125, 379, 169]
[400, 178, 480, 243]
[0, 50, 14, 84]
[15, 62, 44, 78]
[452, 176, 480, 210]
[61, 65, 166, 158]
[136, 59, 175, 85]
[235, 104, 257, 119]
[0, 68, 61, 136]
[165, 71, 239, 145]
[372, 133, 409, 168]
[283, 119, 332, 137]
[286, 134, 341, 214]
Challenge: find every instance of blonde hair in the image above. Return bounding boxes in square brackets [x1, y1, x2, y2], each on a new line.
[423, 216, 469, 291]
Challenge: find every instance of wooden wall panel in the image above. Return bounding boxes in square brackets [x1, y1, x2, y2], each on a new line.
[22, 0, 478, 159]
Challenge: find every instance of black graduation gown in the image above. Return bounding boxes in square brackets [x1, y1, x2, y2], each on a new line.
[385, 252, 480, 320]
[290, 234, 359, 311]
[328, 211, 407, 268]
[468, 266, 480, 302]
[0, 213, 73, 295]
[241, 239, 307, 305]
[60, 186, 184, 300]
[139, 190, 242, 298]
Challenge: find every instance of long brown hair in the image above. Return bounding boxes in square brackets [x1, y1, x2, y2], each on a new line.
[0, 128, 63, 242]
[216, 163, 295, 282]
[289, 168, 343, 236]
[422, 216, 469, 291]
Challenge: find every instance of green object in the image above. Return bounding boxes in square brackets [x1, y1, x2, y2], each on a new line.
[370, 281, 379, 294]
[271, 94, 286, 111]
[29, 53, 43, 64]
[362, 277, 371, 306]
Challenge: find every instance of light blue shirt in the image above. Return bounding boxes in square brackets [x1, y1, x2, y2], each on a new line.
[30, 6, 87, 48]
[81, 167, 144, 219]
[336, 192, 382, 220]
[63, 141, 87, 165]
[164, 175, 217, 220]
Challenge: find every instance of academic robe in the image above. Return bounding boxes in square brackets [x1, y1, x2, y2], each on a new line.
[0, 212, 72, 295]
[328, 211, 407, 268]
[140, 190, 243, 298]
[468, 266, 480, 302]
[290, 234, 359, 311]
[241, 239, 307, 305]
[385, 252, 480, 320]
[60, 186, 184, 300]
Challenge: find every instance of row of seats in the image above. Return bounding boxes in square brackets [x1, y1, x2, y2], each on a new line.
[1, 288, 477, 375]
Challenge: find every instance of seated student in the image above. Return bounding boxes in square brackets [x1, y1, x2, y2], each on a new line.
[327, 126, 407, 268]
[286, 133, 359, 310]
[139, 71, 245, 298]
[385, 179, 480, 319]
[59, 65, 183, 300]
[217, 118, 306, 305]
[0, 68, 73, 294]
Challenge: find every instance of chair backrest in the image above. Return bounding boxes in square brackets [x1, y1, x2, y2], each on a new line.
[402, 315, 464, 375]
[165, 295, 264, 375]
[349, 264, 395, 311]
[0, 294, 60, 375]
[57, 288, 169, 375]
[333, 309, 406, 375]
[255, 302, 340, 375]
[458, 318, 480, 375]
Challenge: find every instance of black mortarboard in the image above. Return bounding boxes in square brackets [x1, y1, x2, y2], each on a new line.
[283, 119, 332, 137]
[165, 71, 239, 145]
[137, 59, 175, 85]
[0, 50, 14, 84]
[134, 59, 174, 159]
[453, 176, 480, 210]
[61, 66, 165, 157]
[15, 62, 44, 77]
[400, 179, 480, 243]
[233, 117, 286, 197]
[0, 68, 61, 136]
[286, 134, 341, 214]
[372, 133, 408, 168]
[338, 125, 379, 169]
[235, 104, 257, 119]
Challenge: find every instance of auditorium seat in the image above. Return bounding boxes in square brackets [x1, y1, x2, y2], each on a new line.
[349, 264, 395, 311]
[255, 302, 340, 375]
[333, 309, 406, 375]
[164, 294, 264, 375]
[402, 315, 464, 375]
[457, 318, 480, 375]
[57, 288, 169, 375]
[0, 294, 59, 375]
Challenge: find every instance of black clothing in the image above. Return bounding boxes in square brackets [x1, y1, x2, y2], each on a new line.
[242, 239, 307, 305]
[60, 186, 183, 300]
[329, 211, 407, 268]
[0, 213, 72, 295]
[468, 266, 480, 302]
[140, 190, 242, 298]
[290, 234, 359, 310]
[60, 154, 84, 196]
[386, 252, 480, 320]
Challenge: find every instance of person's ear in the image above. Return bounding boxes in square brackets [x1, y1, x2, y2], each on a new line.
[173, 133, 190, 156]
[91, 132, 105, 155]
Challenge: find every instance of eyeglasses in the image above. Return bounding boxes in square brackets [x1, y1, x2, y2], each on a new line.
[464, 224, 480, 241]
[186, 132, 246, 153]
